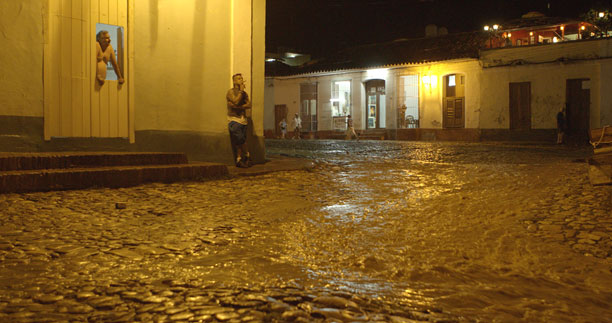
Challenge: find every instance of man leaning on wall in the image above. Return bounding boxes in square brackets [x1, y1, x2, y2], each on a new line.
[226, 73, 253, 168]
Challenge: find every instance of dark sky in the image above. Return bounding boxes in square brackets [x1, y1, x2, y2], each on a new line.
[266, 0, 611, 57]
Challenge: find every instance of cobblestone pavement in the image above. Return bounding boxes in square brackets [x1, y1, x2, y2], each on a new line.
[1, 140, 612, 322]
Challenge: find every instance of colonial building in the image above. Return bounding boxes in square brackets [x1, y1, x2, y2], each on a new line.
[0, 0, 265, 164]
[264, 14, 612, 144]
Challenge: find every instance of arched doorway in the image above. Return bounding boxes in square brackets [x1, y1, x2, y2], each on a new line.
[443, 74, 465, 128]
[365, 80, 386, 129]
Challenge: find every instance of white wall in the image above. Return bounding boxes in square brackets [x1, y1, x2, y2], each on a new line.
[399, 60, 481, 129]
[480, 38, 612, 130]
[480, 62, 600, 129]
[264, 78, 275, 130]
[0, 1, 44, 117]
[266, 60, 482, 132]
[134, 0, 232, 133]
[272, 78, 300, 126]
[267, 51, 612, 134]
[133, 0, 264, 135]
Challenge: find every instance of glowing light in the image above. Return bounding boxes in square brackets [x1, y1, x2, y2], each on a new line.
[430, 75, 438, 88]
[484, 25, 489, 31]
[265, 58, 275, 62]
[529, 31, 534, 36]
[599, 12, 605, 18]
[366, 68, 388, 80]
[422, 74, 438, 89]
[560, 26, 564, 31]
[581, 25, 586, 30]
[507, 32, 512, 37]
[553, 37, 558, 43]
[492, 24, 499, 30]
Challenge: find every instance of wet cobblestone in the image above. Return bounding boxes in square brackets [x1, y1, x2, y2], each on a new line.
[1, 140, 611, 322]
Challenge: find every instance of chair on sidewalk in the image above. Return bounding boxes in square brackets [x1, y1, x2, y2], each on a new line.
[405, 115, 418, 128]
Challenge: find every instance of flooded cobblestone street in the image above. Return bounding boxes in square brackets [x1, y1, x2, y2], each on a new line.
[1, 140, 612, 322]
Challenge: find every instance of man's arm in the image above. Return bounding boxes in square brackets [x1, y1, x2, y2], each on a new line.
[226, 90, 251, 110]
[226, 89, 244, 107]
[109, 46, 124, 84]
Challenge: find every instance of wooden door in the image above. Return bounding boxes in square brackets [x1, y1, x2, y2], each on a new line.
[566, 79, 590, 144]
[443, 74, 465, 128]
[274, 105, 288, 137]
[44, 0, 129, 140]
[509, 82, 531, 130]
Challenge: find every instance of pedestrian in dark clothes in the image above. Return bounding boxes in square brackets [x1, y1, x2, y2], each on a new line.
[557, 107, 566, 144]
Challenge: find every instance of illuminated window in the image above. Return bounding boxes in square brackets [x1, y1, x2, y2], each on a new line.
[445, 74, 457, 97]
[331, 80, 351, 117]
[399, 75, 419, 128]
[448, 75, 456, 87]
[96, 23, 124, 81]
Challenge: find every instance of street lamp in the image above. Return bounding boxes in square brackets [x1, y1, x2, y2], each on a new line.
[484, 24, 502, 48]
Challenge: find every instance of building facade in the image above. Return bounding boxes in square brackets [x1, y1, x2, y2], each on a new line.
[0, 0, 266, 164]
[265, 31, 612, 143]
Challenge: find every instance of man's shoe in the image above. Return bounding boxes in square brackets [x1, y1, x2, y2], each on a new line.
[236, 158, 247, 168]
[244, 156, 253, 167]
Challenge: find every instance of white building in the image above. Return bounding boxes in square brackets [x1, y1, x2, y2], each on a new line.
[265, 23, 612, 144]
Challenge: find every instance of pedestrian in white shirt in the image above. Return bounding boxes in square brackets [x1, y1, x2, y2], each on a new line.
[292, 113, 302, 139]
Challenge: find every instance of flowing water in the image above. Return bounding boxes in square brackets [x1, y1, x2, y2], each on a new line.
[205, 140, 612, 321]
[1, 140, 612, 322]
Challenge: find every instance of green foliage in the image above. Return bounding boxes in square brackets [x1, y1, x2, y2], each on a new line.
[581, 9, 612, 37]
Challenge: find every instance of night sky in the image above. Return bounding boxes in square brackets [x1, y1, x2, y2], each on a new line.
[266, 0, 612, 57]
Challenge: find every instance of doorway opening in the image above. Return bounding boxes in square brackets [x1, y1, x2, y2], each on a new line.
[365, 79, 386, 129]
[443, 74, 465, 128]
[274, 105, 288, 138]
[300, 83, 317, 133]
[509, 82, 531, 130]
[565, 78, 590, 145]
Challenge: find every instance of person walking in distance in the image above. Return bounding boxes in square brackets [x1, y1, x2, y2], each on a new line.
[556, 107, 566, 144]
[226, 73, 252, 167]
[346, 114, 359, 140]
[279, 118, 287, 139]
[292, 113, 302, 139]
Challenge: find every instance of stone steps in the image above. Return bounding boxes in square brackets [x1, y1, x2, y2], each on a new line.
[0, 152, 228, 193]
[0, 152, 188, 171]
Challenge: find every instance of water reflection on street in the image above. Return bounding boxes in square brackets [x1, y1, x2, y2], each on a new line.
[262, 140, 612, 321]
[1, 140, 612, 322]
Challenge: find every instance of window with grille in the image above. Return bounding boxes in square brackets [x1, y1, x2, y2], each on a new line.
[300, 83, 317, 132]
[398, 75, 419, 128]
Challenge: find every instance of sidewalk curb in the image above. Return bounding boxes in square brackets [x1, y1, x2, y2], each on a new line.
[227, 156, 315, 177]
